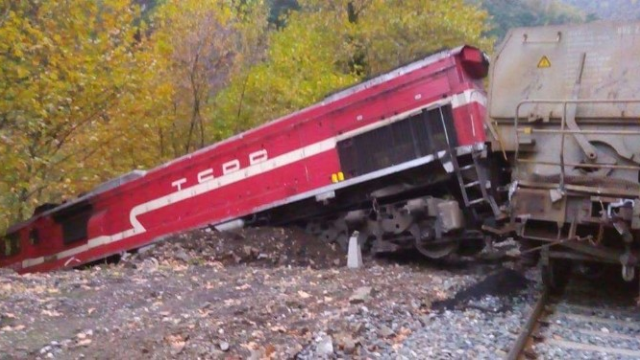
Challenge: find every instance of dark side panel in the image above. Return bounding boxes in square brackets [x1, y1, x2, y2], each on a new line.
[337, 105, 457, 178]
[52, 202, 93, 245]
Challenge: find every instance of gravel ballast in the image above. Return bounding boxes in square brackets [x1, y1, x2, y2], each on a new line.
[0, 227, 543, 359]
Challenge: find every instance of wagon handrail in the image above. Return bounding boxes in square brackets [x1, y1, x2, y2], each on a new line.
[514, 99, 640, 191]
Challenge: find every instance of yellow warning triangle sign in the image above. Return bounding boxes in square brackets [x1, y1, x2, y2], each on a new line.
[537, 55, 551, 68]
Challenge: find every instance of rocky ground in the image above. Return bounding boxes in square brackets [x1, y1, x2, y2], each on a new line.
[0, 227, 539, 359]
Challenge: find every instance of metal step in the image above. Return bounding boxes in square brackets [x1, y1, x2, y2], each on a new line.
[468, 198, 486, 206]
[447, 149, 501, 216]
[463, 180, 492, 190]
[464, 181, 480, 188]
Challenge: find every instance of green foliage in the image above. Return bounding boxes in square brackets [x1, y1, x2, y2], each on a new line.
[150, 0, 269, 155]
[267, 0, 299, 26]
[215, 0, 493, 132]
[213, 5, 359, 132]
[0, 0, 166, 231]
[0, 0, 492, 233]
[477, 0, 586, 40]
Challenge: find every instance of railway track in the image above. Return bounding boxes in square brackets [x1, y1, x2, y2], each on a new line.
[507, 275, 640, 360]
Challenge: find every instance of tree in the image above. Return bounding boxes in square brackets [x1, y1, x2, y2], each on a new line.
[0, 0, 271, 232]
[214, 0, 493, 132]
[151, 0, 269, 155]
[478, 0, 586, 41]
[0, 0, 165, 230]
[267, 0, 299, 26]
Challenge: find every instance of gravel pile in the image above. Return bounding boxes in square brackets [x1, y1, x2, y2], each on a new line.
[124, 226, 345, 269]
[393, 302, 528, 359]
[298, 268, 542, 359]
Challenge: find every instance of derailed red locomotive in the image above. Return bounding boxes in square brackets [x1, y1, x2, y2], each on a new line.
[1, 46, 504, 273]
[5, 21, 640, 289]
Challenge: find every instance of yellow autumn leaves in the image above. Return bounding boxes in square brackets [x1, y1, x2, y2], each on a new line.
[0, 0, 492, 232]
[1, 0, 163, 230]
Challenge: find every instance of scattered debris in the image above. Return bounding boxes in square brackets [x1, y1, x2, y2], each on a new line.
[128, 226, 345, 270]
[432, 269, 531, 312]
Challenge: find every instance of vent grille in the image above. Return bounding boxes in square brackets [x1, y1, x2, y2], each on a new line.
[337, 105, 457, 178]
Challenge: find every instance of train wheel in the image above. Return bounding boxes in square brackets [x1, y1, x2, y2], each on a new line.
[305, 219, 350, 252]
[541, 258, 571, 293]
[413, 225, 458, 259]
[416, 241, 458, 259]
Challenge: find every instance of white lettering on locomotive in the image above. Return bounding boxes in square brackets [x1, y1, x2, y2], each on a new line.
[172, 150, 269, 192]
[171, 178, 187, 191]
[222, 159, 241, 175]
[197, 169, 214, 184]
[249, 149, 268, 165]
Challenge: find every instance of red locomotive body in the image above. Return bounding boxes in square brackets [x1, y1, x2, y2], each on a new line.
[2, 46, 492, 273]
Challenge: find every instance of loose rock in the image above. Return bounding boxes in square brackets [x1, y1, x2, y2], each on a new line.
[349, 286, 373, 304]
[219, 341, 230, 352]
[378, 325, 395, 338]
[316, 335, 334, 356]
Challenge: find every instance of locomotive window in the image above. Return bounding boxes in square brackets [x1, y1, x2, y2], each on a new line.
[30, 229, 40, 246]
[1, 232, 20, 258]
[61, 213, 91, 244]
[425, 105, 457, 150]
[52, 202, 93, 245]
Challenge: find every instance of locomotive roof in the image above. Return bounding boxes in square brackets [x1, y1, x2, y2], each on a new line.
[158, 46, 480, 169]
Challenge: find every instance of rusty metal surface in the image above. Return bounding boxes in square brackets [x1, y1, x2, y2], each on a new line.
[511, 188, 567, 223]
[511, 99, 640, 183]
[506, 288, 549, 360]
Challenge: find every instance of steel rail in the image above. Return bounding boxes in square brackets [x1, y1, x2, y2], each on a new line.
[505, 288, 549, 360]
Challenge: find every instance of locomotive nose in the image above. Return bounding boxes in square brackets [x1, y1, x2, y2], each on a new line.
[459, 46, 489, 79]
